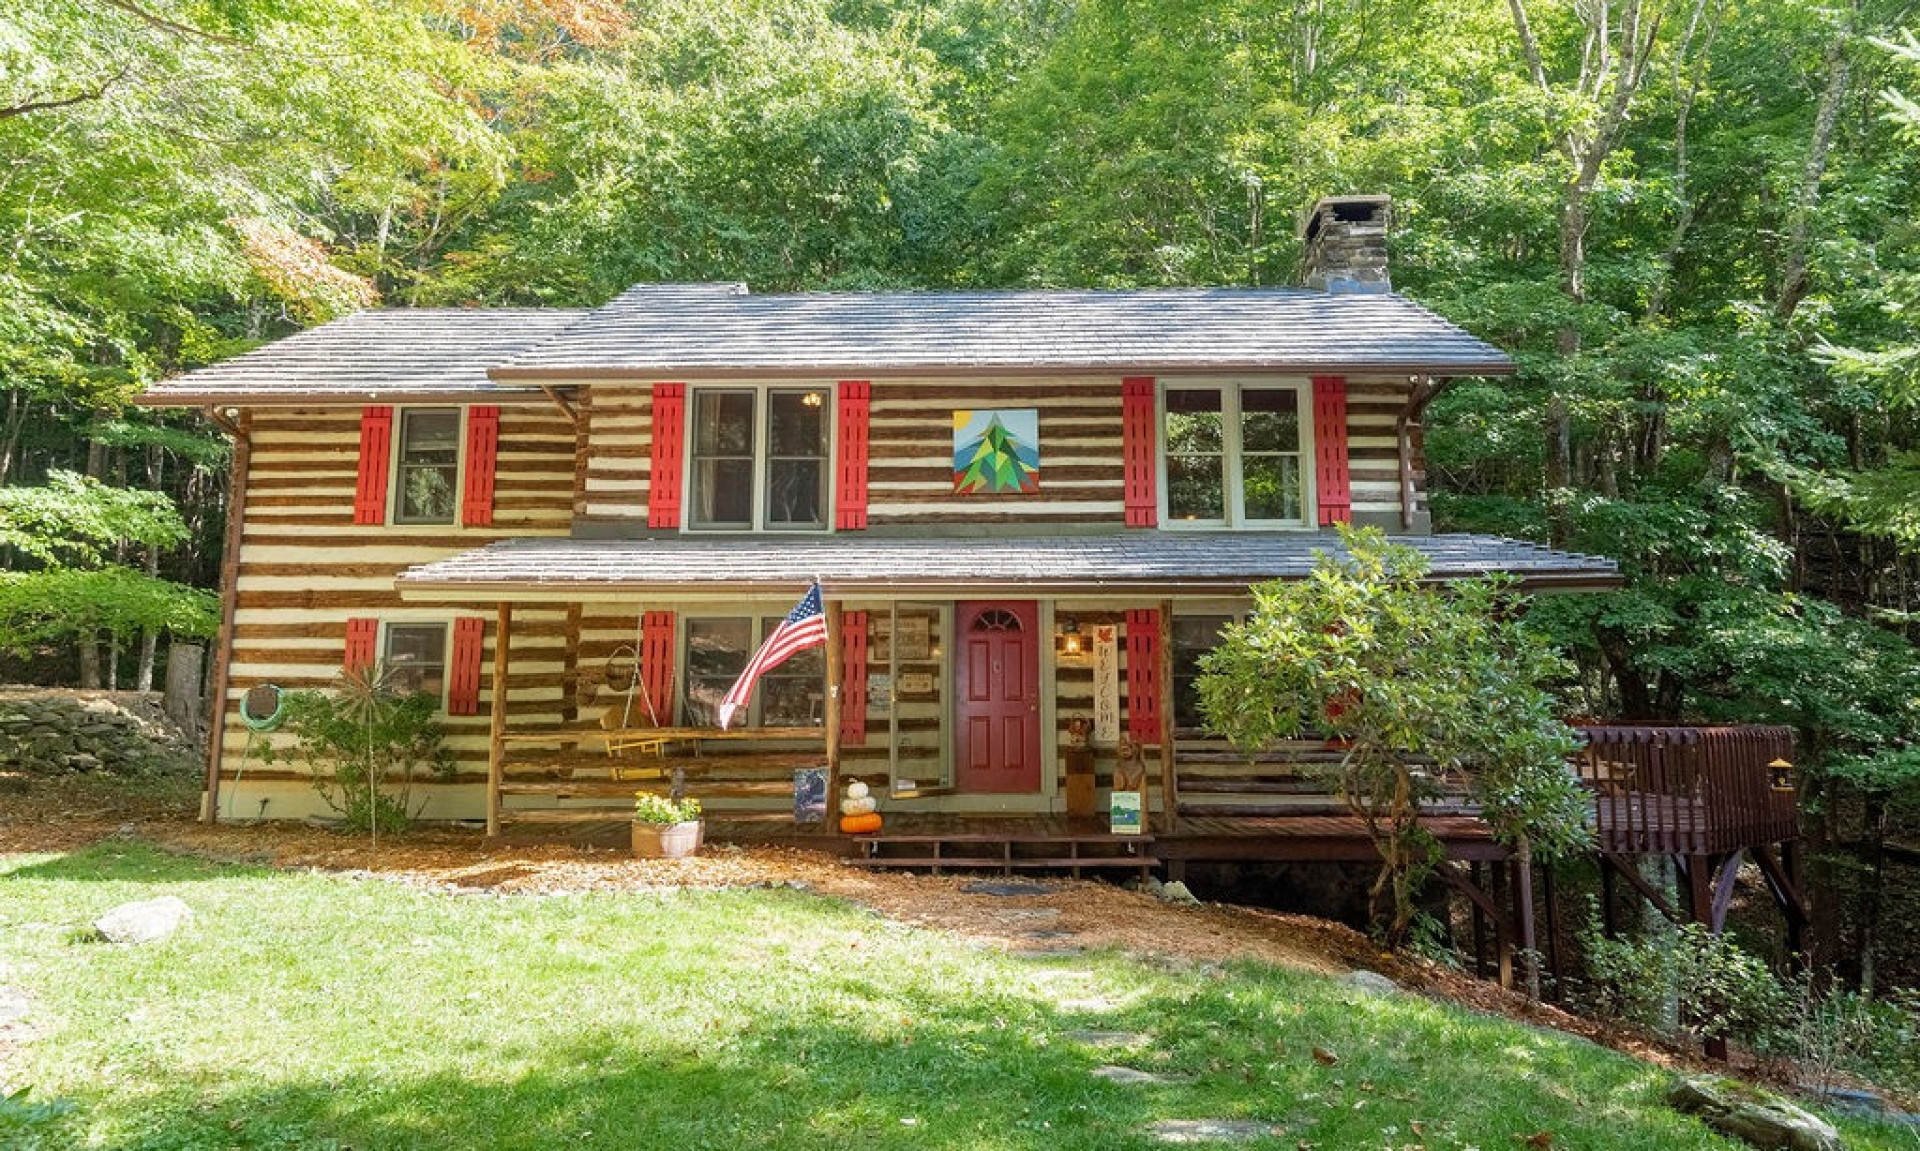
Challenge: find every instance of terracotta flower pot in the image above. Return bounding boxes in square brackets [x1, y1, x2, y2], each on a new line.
[632, 819, 703, 859]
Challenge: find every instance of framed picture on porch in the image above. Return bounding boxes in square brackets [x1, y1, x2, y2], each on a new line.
[793, 768, 828, 823]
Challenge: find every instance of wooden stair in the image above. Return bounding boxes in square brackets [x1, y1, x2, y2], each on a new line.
[847, 818, 1158, 880]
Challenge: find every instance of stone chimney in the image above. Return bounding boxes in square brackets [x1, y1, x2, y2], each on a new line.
[1299, 195, 1391, 294]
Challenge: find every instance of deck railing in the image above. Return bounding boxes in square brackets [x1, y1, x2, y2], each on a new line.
[1572, 725, 1799, 855]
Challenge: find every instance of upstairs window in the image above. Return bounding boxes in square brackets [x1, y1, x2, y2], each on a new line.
[1163, 384, 1306, 526]
[394, 409, 461, 524]
[688, 388, 829, 530]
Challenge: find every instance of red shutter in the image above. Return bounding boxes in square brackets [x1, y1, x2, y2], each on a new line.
[835, 381, 871, 530]
[344, 617, 378, 674]
[840, 610, 868, 744]
[447, 617, 485, 715]
[353, 406, 393, 525]
[1121, 377, 1157, 527]
[1124, 608, 1162, 743]
[648, 384, 685, 529]
[638, 611, 676, 726]
[461, 405, 499, 527]
[1313, 375, 1351, 526]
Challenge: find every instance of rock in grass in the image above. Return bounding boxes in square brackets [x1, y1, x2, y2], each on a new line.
[1668, 1076, 1841, 1151]
[1342, 970, 1400, 995]
[94, 896, 192, 945]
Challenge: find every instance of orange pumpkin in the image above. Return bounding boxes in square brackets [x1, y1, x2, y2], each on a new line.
[839, 812, 883, 835]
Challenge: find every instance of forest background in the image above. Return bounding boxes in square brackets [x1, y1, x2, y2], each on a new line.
[4, 0, 1920, 986]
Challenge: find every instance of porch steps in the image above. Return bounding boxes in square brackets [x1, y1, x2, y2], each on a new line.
[847, 819, 1158, 880]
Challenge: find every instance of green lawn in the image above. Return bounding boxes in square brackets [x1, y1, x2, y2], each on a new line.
[0, 842, 1909, 1150]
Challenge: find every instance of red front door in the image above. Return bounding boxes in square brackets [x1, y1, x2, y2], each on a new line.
[955, 600, 1041, 792]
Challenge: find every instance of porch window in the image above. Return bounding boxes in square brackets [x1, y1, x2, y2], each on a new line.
[1172, 614, 1233, 733]
[1163, 385, 1305, 526]
[383, 622, 448, 701]
[394, 409, 461, 524]
[688, 388, 829, 531]
[680, 615, 826, 727]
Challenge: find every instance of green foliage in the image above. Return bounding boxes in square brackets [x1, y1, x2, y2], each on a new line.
[0, 1086, 77, 1151]
[276, 665, 455, 835]
[1788, 984, 1920, 1101]
[0, 567, 217, 655]
[1577, 920, 1792, 1048]
[0, 471, 189, 565]
[0, 472, 216, 657]
[1198, 526, 1590, 947]
[631, 792, 703, 824]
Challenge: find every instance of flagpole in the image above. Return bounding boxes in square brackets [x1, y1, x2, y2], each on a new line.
[824, 595, 844, 824]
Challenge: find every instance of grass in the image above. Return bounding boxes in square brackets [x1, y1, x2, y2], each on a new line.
[1, 842, 1913, 1150]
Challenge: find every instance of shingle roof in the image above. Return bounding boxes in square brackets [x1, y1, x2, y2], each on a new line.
[395, 532, 1617, 599]
[493, 284, 1513, 379]
[137, 309, 588, 405]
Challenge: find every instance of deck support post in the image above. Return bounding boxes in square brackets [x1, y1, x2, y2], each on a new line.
[1511, 854, 1539, 999]
[1543, 862, 1563, 997]
[486, 602, 511, 839]
[1681, 851, 1730, 1061]
[824, 598, 844, 822]
[1157, 599, 1177, 834]
[1753, 843, 1810, 967]
[1468, 862, 1489, 978]
[1495, 871, 1514, 991]
[1600, 858, 1618, 938]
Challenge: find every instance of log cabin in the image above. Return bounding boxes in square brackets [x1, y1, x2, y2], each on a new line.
[140, 195, 1629, 860]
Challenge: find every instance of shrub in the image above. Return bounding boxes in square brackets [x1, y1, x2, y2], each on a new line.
[274, 663, 454, 835]
[1576, 920, 1791, 1047]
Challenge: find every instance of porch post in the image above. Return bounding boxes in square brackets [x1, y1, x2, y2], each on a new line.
[486, 602, 511, 838]
[824, 598, 844, 817]
[1157, 599, 1177, 833]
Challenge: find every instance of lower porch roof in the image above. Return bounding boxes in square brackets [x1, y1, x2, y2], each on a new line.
[394, 532, 1620, 601]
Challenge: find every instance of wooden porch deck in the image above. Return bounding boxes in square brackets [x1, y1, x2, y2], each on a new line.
[699, 810, 1507, 876]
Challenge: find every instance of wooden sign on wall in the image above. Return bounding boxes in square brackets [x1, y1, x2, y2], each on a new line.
[1092, 624, 1119, 748]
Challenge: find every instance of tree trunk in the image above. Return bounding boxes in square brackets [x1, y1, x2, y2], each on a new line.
[0, 388, 25, 486]
[76, 436, 108, 689]
[136, 443, 162, 691]
[1776, 6, 1857, 323]
[163, 642, 205, 743]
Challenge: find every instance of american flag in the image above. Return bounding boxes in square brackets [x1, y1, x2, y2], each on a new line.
[717, 582, 828, 730]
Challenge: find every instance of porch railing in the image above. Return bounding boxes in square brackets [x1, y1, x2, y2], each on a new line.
[1572, 725, 1798, 856]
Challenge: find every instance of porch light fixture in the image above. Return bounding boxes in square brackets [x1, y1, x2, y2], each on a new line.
[1769, 758, 1796, 792]
[1060, 616, 1083, 656]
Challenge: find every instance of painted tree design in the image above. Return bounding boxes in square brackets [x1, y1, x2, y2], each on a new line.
[954, 414, 1039, 494]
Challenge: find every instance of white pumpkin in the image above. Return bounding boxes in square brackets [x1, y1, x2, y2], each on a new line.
[846, 780, 870, 800]
[840, 795, 878, 817]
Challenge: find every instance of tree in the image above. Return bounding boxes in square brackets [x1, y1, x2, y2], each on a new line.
[1198, 527, 1590, 967]
[0, 471, 216, 682]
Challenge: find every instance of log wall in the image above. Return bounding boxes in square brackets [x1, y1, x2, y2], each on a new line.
[218, 404, 576, 820]
[572, 375, 1421, 529]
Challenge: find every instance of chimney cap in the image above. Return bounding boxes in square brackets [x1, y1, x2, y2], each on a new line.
[1299, 194, 1392, 242]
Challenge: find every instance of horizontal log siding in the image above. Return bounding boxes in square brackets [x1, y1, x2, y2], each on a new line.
[218, 406, 575, 819]
[867, 379, 1124, 525]
[570, 376, 1422, 530]
[579, 385, 652, 524]
[1346, 379, 1420, 520]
